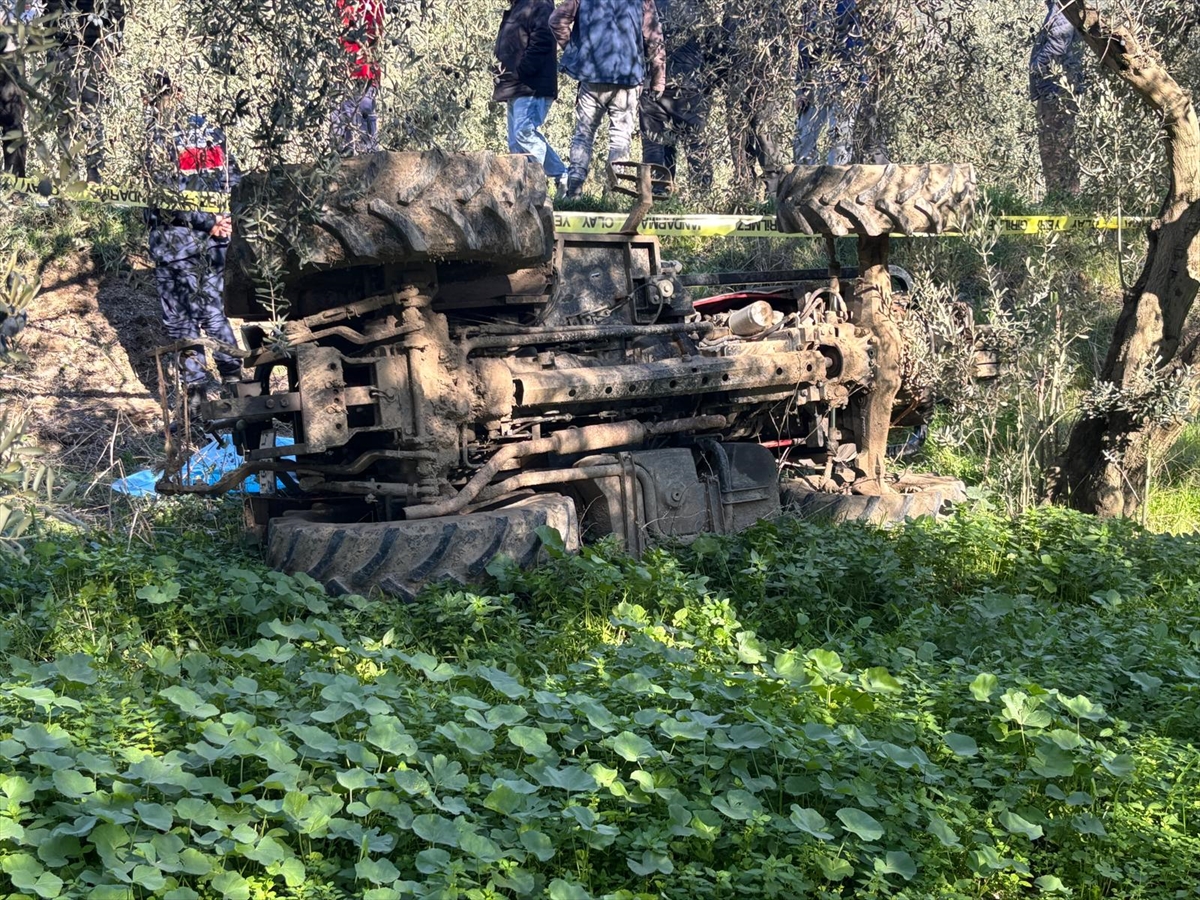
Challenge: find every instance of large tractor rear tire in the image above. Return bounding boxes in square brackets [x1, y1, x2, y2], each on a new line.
[266, 494, 579, 600]
[776, 163, 976, 237]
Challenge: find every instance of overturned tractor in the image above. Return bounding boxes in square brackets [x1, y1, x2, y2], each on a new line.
[157, 152, 977, 598]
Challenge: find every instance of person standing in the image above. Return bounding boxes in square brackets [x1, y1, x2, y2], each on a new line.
[493, 0, 566, 188]
[1029, 0, 1083, 197]
[549, 0, 666, 199]
[334, 0, 384, 154]
[143, 72, 243, 412]
[638, 0, 712, 192]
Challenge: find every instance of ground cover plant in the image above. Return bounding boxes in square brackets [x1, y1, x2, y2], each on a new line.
[0, 501, 1197, 899]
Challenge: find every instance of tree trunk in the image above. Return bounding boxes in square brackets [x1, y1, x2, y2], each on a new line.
[1053, 0, 1200, 518]
[847, 235, 902, 489]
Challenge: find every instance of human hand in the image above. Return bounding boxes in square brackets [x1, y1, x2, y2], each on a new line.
[211, 215, 233, 239]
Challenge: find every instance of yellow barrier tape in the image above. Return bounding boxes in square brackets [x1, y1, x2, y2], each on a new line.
[1, 173, 1146, 234]
[553, 211, 1149, 238]
[0, 173, 227, 213]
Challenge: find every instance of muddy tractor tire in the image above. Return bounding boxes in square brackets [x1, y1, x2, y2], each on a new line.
[225, 150, 555, 316]
[266, 494, 579, 600]
[776, 164, 976, 237]
[780, 475, 967, 526]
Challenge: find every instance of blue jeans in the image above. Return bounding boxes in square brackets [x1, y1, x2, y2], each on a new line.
[506, 96, 566, 179]
[157, 245, 241, 387]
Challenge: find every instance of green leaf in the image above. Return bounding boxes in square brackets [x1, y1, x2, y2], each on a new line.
[460, 830, 502, 862]
[817, 855, 854, 881]
[135, 801, 173, 832]
[365, 718, 418, 758]
[806, 649, 843, 678]
[415, 848, 451, 874]
[241, 836, 289, 867]
[0, 819, 26, 843]
[289, 724, 340, 754]
[412, 813, 459, 847]
[1060, 694, 1105, 721]
[356, 857, 401, 884]
[336, 768, 378, 791]
[927, 814, 962, 848]
[876, 850, 917, 880]
[970, 672, 998, 702]
[136, 579, 181, 605]
[836, 808, 884, 841]
[1101, 753, 1134, 777]
[789, 806, 833, 840]
[12, 723, 71, 750]
[658, 718, 707, 741]
[520, 829, 556, 861]
[1128, 671, 1162, 694]
[1035, 875, 1070, 893]
[536, 765, 598, 792]
[159, 685, 220, 719]
[132, 864, 168, 890]
[1071, 813, 1107, 837]
[508, 725, 553, 758]
[1000, 691, 1052, 729]
[54, 653, 98, 685]
[548, 878, 590, 900]
[210, 870, 251, 900]
[278, 858, 306, 887]
[712, 789, 763, 821]
[627, 849, 674, 876]
[735, 631, 766, 664]
[861, 667, 903, 693]
[943, 732, 979, 757]
[607, 731, 656, 763]
[999, 810, 1044, 840]
[52, 768, 96, 798]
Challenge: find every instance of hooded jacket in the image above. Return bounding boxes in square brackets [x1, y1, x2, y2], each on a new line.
[493, 0, 559, 101]
[550, 0, 666, 93]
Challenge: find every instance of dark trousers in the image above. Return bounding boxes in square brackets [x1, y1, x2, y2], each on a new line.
[156, 245, 240, 387]
[640, 84, 712, 190]
[0, 73, 26, 177]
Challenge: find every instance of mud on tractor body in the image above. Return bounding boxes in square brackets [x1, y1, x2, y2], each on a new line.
[156, 151, 978, 599]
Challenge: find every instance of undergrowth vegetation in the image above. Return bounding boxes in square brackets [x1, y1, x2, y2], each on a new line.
[1, 501, 1197, 899]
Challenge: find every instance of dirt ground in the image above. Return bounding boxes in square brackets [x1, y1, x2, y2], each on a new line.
[1, 252, 169, 479]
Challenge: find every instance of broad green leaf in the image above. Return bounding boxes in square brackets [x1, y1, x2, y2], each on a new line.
[1128, 671, 1162, 694]
[210, 870, 251, 900]
[876, 850, 917, 880]
[241, 836, 289, 867]
[627, 849, 674, 876]
[612, 672, 661, 695]
[415, 848, 451, 874]
[548, 878, 590, 900]
[135, 801, 173, 831]
[1060, 694, 1105, 721]
[159, 685, 220, 719]
[1000, 691, 1052, 729]
[336, 768, 378, 791]
[366, 718, 418, 758]
[412, 813, 459, 847]
[1071, 813, 1107, 836]
[861, 667, 903, 694]
[288, 724, 340, 754]
[607, 731, 655, 763]
[789, 806, 833, 840]
[713, 724, 771, 750]
[508, 725, 553, 758]
[356, 857, 401, 884]
[817, 855, 854, 881]
[970, 672, 998, 702]
[927, 814, 962, 848]
[1101, 753, 1134, 777]
[52, 769, 96, 798]
[536, 765, 598, 793]
[836, 808, 884, 841]
[736, 631, 766, 664]
[658, 718, 707, 741]
[520, 829, 556, 861]
[0, 819, 26, 843]
[1031, 745, 1076, 779]
[132, 864, 167, 890]
[806, 649, 843, 678]
[712, 789, 763, 821]
[12, 724, 71, 751]
[54, 653, 98, 685]
[278, 857, 305, 887]
[460, 830, 502, 862]
[1035, 875, 1069, 893]
[435, 723, 494, 756]
[943, 732, 979, 757]
[999, 810, 1044, 840]
[485, 782, 526, 816]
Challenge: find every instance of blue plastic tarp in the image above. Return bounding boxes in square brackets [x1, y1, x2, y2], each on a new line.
[112, 437, 295, 497]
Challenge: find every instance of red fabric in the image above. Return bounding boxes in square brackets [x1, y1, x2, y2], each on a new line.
[337, 0, 384, 82]
[178, 145, 226, 174]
